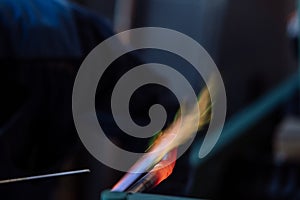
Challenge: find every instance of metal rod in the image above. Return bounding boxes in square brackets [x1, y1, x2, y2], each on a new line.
[0, 169, 90, 184]
[127, 149, 177, 193]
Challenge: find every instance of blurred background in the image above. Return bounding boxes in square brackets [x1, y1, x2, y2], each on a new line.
[0, 0, 299, 199]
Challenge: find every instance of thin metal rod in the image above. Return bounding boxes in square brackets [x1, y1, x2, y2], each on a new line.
[0, 169, 90, 184]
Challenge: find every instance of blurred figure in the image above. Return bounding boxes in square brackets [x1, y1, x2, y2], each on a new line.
[0, 0, 176, 199]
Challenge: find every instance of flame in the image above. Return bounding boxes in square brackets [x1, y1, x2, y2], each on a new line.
[149, 148, 177, 186]
[145, 84, 212, 166]
[125, 148, 177, 193]
[112, 78, 213, 192]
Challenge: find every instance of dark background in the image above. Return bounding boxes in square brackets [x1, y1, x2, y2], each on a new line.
[0, 0, 299, 199]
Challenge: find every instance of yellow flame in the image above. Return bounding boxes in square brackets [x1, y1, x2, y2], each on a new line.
[146, 78, 214, 167]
